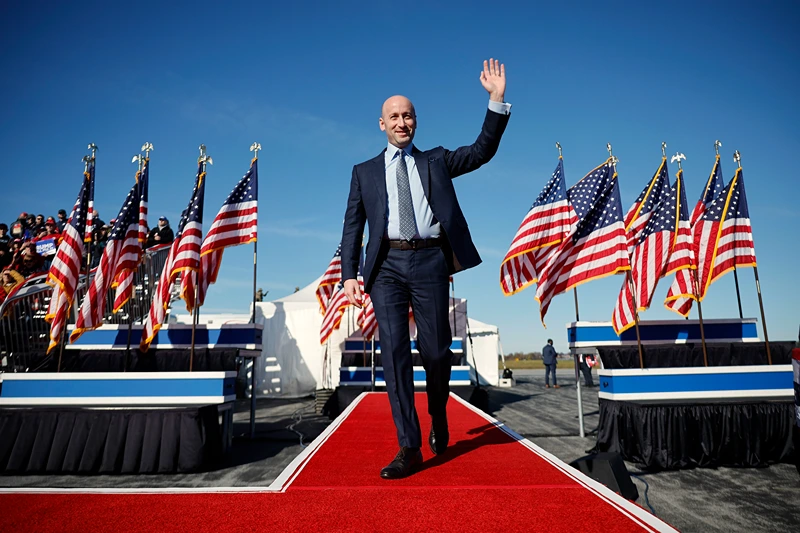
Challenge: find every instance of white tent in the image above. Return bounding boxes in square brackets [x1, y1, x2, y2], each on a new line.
[236, 276, 501, 398]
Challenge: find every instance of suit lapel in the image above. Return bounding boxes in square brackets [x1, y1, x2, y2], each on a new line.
[412, 147, 432, 202]
[370, 149, 387, 203]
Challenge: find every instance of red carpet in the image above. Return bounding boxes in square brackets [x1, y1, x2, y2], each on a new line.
[0, 393, 676, 532]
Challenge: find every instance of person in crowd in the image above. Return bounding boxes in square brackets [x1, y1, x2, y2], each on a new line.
[543, 338, 560, 389]
[0, 243, 12, 271]
[0, 269, 25, 304]
[56, 209, 68, 232]
[14, 243, 45, 277]
[92, 210, 106, 232]
[0, 223, 10, 247]
[578, 354, 596, 387]
[32, 214, 45, 234]
[90, 225, 109, 268]
[146, 216, 174, 248]
[42, 217, 60, 237]
[10, 219, 29, 241]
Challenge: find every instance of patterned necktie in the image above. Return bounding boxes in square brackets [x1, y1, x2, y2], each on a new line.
[396, 149, 417, 240]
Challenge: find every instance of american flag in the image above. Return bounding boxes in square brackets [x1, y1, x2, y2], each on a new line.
[84, 159, 96, 243]
[112, 158, 149, 313]
[358, 293, 378, 341]
[500, 157, 577, 295]
[175, 164, 206, 312]
[45, 170, 91, 353]
[71, 177, 142, 342]
[613, 175, 681, 334]
[316, 243, 342, 314]
[191, 158, 258, 309]
[140, 165, 205, 351]
[695, 167, 756, 300]
[664, 156, 725, 316]
[320, 282, 351, 344]
[535, 160, 630, 324]
[624, 158, 671, 253]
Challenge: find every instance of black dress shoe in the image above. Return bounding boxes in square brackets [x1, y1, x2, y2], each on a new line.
[380, 447, 422, 479]
[428, 418, 449, 455]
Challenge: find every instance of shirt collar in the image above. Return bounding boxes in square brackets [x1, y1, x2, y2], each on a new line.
[385, 143, 414, 164]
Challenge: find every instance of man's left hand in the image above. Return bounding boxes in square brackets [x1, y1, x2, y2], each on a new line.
[480, 58, 506, 102]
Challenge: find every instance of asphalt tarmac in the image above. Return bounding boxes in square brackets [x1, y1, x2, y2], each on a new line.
[2, 370, 798, 532]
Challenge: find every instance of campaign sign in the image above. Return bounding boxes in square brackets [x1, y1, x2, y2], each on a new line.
[36, 238, 57, 256]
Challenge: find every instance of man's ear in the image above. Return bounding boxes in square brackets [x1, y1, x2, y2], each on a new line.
[379, 117, 386, 132]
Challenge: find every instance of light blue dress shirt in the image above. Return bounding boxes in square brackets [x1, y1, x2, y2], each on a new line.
[384, 100, 511, 240]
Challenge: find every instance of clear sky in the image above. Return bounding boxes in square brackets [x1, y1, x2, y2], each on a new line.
[1, 1, 798, 353]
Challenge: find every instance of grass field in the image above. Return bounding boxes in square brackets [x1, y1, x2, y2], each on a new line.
[499, 359, 575, 370]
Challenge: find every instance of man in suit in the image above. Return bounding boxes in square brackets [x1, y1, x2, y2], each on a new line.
[543, 339, 560, 389]
[340, 59, 511, 479]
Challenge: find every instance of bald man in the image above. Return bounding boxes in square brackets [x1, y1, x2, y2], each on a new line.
[340, 59, 511, 479]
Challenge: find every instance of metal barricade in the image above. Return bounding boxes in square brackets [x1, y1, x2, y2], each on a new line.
[0, 245, 172, 371]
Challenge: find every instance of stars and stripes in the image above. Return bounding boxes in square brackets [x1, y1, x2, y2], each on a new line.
[664, 156, 725, 315]
[535, 160, 630, 325]
[112, 158, 149, 313]
[320, 282, 351, 344]
[45, 170, 91, 353]
[317, 243, 342, 314]
[191, 158, 258, 309]
[71, 176, 142, 342]
[624, 158, 671, 253]
[358, 293, 378, 341]
[613, 173, 681, 334]
[500, 158, 578, 296]
[175, 165, 206, 312]
[140, 165, 205, 352]
[84, 160, 96, 243]
[696, 167, 756, 299]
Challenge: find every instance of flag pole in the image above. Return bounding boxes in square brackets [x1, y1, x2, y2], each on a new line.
[608, 142, 644, 369]
[712, 142, 743, 320]
[85, 143, 98, 275]
[734, 150, 771, 364]
[249, 142, 261, 324]
[626, 270, 645, 369]
[557, 142, 580, 322]
[672, 152, 709, 366]
[190, 145, 212, 371]
[125, 151, 146, 371]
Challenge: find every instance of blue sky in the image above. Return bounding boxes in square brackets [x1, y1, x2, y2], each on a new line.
[1, 1, 798, 353]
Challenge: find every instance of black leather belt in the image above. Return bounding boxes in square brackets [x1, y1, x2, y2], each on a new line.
[387, 238, 441, 250]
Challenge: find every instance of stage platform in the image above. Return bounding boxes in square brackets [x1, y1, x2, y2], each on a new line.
[0, 392, 677, 532]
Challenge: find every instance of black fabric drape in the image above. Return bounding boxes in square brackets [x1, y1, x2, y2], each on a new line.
[598, 342, 794, 369]
[34, 348, 240, 373]
[594, 399, 794, 470]
[0, 406, 222, 473]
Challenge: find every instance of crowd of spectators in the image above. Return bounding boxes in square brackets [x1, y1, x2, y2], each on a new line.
[0, 209, 175, 305]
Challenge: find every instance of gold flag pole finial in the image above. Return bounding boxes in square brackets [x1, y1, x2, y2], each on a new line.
[250, 142, 262, 159]
[555, 142, 562, 158]
[142, 142, 154, 159]
[198, 144, 213, 165]
[661, 141, 667, 159]
[606, 143, 619, 165]
[714, 140, 722, 156]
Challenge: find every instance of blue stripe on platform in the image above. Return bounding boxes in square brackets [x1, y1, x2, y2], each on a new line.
[602, 371, 791, 394]
[66, 325, 262, 349]
[568, 320, 758, 345]
[1, 377, 236, 398]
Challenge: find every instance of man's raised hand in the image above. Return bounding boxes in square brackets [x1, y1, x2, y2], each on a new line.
[343, 278, 363, 309]
[480, 58, 506, 103]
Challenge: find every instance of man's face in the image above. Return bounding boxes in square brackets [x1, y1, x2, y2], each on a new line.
[379, 96, 416, 149]
[35, 216, 44, 225]
[0, 228, 5, 237]
[58, 213, 66, 221]
[158, 220, 166, 228]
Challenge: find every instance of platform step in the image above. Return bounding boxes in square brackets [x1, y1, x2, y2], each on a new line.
[315, 388, 335, 414]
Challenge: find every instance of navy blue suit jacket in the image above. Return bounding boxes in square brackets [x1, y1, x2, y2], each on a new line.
[341, 108, 510, 293]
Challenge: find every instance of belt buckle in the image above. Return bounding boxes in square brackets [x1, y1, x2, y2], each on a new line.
[408, 239, 418, 250]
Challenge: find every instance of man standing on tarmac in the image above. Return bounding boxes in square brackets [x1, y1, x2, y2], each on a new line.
[543, 339, 560, 389]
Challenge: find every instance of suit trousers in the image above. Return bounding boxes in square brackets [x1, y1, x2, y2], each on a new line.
[369, 246, 453, 448]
